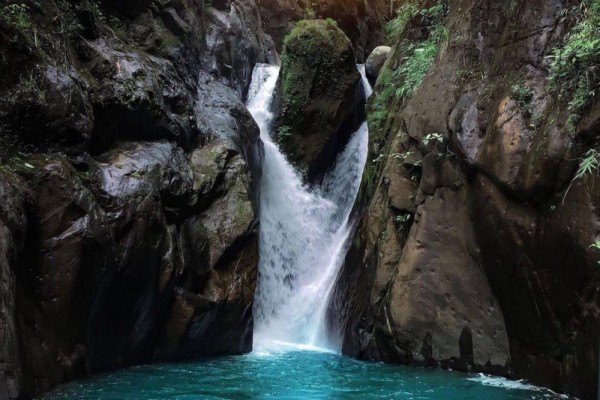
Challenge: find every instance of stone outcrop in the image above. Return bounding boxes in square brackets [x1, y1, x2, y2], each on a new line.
[333, 0, 600, 398]
[365, 45, 391, 82]
[0, 0, 272, 398]
[273, 19, 361, 179]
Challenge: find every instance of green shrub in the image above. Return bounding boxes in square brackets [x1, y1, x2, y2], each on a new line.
[549, 0, 600, 130]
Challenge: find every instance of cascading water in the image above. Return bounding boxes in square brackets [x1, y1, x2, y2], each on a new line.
[246, 64, 372, 353]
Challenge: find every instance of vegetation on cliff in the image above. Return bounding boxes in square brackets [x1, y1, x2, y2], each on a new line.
[363, 0, 447, 197]
[549, 0, 600, 130]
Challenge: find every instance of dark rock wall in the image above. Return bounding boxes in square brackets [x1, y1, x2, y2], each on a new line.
[0, 0, 275, 398]
[334, 0, 600, 398]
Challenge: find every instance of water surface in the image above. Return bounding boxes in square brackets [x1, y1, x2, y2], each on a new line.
[42, 350, 564, 400]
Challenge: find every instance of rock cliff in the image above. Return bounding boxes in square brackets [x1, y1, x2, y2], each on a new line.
[0, 0, 271, 398]
[333, 0, 600, 398]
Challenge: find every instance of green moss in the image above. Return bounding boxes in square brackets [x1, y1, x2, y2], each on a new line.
[549, 0, 600, 131]
[325, 17, 337, 27]
[236, 201, 252, 219]
[276, 19, 356, 166]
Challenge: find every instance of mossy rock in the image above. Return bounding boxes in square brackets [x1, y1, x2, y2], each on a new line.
[275, 19, 360, 178]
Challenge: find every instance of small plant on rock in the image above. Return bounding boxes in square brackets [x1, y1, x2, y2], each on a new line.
[386, 3, 419, 39]
[277, 125, 292, 141]
[0, 3, 30, 30]
[575, 149, 599, 180]
[369, 1, 448, 135]
[590, 240, 600, 264]
[563, 148, 599, 203]
[395, 213, 411, 224]
[422, 132, 443, 147]
[510, 84, 533, 115]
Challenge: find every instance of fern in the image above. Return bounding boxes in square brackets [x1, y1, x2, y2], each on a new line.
[575, 149, 600, 180]
[549, 0, 600, 130]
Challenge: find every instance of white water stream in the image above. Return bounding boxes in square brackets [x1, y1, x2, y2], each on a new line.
[246, 64, 371, 353]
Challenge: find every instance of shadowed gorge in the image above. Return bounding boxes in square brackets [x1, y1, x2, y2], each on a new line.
[0, 0, 599, 399]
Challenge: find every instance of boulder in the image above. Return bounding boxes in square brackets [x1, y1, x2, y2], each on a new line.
[274, 19, 361, 179]
[365, 45, 391, 81]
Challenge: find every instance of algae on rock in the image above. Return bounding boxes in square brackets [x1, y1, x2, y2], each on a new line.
[274, 19, 361, 180]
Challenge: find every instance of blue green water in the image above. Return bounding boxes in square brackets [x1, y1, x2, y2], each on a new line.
[41, 350, 565, 400]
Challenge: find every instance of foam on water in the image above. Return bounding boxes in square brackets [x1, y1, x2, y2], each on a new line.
[468, 374, 569, 398]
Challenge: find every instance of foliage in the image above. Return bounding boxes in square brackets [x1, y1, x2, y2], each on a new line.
[386, 3, 419, 39]
[368, 2, 448, 136]
[395, 213, 412, 223]
[325, 17, 337, 27]
[394, 212, 413, 232]
[277, 125, 292, 141]
[510, 84, 533, 114]
[422, 132, 443, 146]
[548, 0, 600, 130]
[366, 109, 387, 133]
[0, 3, 31, 31]
[561, 148, 599, 203]
[574, 149, 599, 180]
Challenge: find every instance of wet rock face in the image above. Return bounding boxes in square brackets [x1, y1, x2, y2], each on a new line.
[0, 0, 275, 398]
[335, 0, 600, 398]
[0, 141, 260, 399]
[201, 0, 278, 97]
[274, 19, 361, 179]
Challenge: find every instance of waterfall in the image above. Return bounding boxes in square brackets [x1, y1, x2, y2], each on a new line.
[246, 64, 371, 353]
